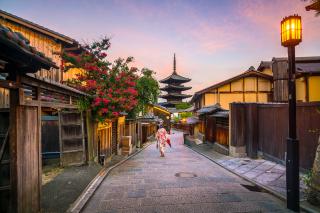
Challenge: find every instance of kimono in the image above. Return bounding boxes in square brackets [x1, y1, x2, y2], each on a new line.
[156, 128, 168, 154]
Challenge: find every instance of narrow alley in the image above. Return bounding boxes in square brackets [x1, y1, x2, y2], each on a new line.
[82, 131, 290, 213]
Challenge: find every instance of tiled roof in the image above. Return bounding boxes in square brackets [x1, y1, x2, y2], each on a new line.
[0, 24, 58, 71]
[296, 63, 320, 74]
[159, 101, 181, 108]
[257, 61, 272, 71]
[186, 116, 200, 124]
[152, 104, 170, 113]
[160, 84, 192, 91]
[159, 73, 191, 83]
[159, 93, 192, 99]
[0, 9, 76, 45]
[306, 1, 320, 11]
[196, 104, 221, 115]
[209, 110, 229, 118]
[272, 56, 320, 62]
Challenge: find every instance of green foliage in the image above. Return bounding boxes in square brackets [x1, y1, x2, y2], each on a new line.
[302, 169, 313, 188]
[180, 112, 193, 119]
[135, 68, 160, 115]
[77, 97, 91, 112]
[175, 102, 192, 110]
[173, 117, 180, 123]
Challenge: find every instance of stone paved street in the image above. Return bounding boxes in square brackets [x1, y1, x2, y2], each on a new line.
[184, 136, 307, 200]
[82, 131, 291, 213]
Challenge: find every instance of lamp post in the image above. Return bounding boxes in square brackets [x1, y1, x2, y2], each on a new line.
[281, 14, 302, 212]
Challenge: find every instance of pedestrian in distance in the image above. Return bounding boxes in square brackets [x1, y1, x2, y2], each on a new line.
[156, 124, 171, 157]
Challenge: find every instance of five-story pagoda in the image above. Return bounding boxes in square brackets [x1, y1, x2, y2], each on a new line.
[159, 54, 192, 108]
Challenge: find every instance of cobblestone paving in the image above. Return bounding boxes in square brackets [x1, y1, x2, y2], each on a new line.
[184, 137, 306, 200]
[82, 131, 292, 213]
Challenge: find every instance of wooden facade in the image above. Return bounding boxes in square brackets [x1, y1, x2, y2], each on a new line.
[272, 57, 320, 102]
[58, 110, 86, 166]
[0, 10, 78, 83]
[0, 11, 89, 212]
[0, 10, 139, 213]
[97, 120, 112, 164]
[191, 68, 273, 111]
[123, 119, 138, 155]
[230, 102, 320, 169]
[190, 68, 272, 147]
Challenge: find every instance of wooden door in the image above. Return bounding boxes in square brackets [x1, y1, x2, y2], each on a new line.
[111, 121, 118, 154]
[41, 116, 59, 161]
[59, 110, 86, 166]
[0, 110, 10, 213]
[216, 117, 229, 147]
[97, 122, 112, 162]
[205, 116, 216, 143]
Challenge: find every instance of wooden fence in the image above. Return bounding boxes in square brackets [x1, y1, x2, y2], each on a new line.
[230, 102, 320, 169]
[172, 123, 194, 135]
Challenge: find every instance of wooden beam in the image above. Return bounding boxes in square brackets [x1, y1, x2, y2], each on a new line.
[306, 75, 309, 102]
[242, 78, 245, 102]
[256, 76, 259, 102]
[36, 86, 42, 207]
[58, 111, 63, 167]
[20, 99, 78, 109]
[20, 75, 83, 98]
[10, 80, 41, 212]
[0, 80, 20, 89]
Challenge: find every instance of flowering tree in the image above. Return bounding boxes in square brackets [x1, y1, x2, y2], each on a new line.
[63, 37, 138, 121]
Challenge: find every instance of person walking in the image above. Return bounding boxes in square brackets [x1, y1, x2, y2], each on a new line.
[156, 125, 170, 157]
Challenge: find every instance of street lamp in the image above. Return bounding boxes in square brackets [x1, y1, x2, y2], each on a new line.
[281, 14, 302, 212]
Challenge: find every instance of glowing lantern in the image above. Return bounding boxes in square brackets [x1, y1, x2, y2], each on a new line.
[281, 15, 302, 47]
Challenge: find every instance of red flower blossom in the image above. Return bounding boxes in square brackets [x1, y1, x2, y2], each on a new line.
[112, 112, 119, 117]
[101, 108, 108, 113]
[93, 97, 102, 106]
[102, 98, 109, 105]
[100, 52, 107, 58]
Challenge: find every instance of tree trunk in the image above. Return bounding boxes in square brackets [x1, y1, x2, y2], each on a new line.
[309, 135, 320, 206]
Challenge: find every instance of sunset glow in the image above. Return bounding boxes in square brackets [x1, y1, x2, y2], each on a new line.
[1, 0, 319, 94]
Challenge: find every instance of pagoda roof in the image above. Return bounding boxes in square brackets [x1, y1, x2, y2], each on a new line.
[159, 101, 181, 108]
[159, 73, 191, 84]
[159, 93, 192, 99]
[160, 53, 191, 84]
[160, 84, 192, 91]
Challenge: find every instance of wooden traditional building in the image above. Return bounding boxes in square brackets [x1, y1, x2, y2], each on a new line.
[0, 20, 90, 212]
[191, 66, 273, 111]
[159, 54, 192, 108]
[270, 56, 320, 102]
[0, 9, 80, 83]
[0, 10, 127, 213]
[149, 104, 171, 131]
[190, 67, 273, 150]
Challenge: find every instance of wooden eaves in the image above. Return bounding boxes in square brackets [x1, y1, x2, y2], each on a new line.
[0, 9, 76, 45]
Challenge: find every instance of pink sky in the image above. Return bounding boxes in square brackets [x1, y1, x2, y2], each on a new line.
[1, 0, 319, 97]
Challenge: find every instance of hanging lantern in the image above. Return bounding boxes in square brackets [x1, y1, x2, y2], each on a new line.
[281, 15, 302, 47]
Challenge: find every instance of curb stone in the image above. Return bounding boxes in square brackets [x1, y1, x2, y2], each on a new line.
[185, 144, 317, 213]
[67, 142, 154, 213]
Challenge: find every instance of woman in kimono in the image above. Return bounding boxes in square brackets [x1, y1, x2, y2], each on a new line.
[156, 125, 169, 157]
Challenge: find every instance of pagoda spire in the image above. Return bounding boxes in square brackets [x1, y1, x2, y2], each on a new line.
[159, 53, 192, 108]
[173, 53, 177, 74]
